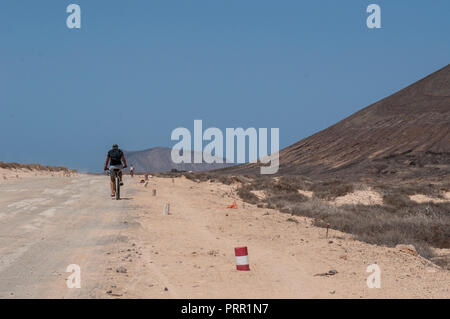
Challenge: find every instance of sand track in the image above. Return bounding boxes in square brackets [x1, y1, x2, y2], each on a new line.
[0, 174, 448, 298]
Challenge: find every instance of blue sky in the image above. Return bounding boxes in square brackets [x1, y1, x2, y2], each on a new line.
[1, 0, 449, 171]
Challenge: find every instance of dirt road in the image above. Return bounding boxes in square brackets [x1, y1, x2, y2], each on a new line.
[0, 175, 137, 298]
[0, 174, 448, 298]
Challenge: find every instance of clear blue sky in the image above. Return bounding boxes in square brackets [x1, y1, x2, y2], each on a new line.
[1, 0, 449, 171]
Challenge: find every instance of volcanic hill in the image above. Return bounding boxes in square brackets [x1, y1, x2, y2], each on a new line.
[220, 64, 450, 182]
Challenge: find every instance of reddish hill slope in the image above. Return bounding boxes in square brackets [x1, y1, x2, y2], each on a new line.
[221, 65, 450, 181]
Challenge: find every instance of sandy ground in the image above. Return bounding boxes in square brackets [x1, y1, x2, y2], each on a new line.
[0, 168, 76, 183]
[0, 173, 449, 299]
[332, 189, 384, 206]
[409, 193, 450, 204]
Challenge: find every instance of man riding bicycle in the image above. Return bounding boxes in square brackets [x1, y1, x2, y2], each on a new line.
[104, 144, 128, 197]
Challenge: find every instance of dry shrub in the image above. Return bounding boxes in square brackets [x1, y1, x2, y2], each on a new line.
[382, 193, 414, 209]
[236, 187, 259, 204]
[183, 172, 249, 185]
[0, 161, 73, 172]
[376, 183, 447, 199]
[264, 193, 309, 210]
[244, 178, 449, 261]
[180, 172, 450, 263]
[431, 256, 450, 270]
[309, 180, 354, 200]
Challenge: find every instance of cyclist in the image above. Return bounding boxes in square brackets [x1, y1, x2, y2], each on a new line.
[130, 165, 134, 178]
[104, 144, 128, 197]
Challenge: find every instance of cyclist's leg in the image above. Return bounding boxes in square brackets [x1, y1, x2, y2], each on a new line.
[119, 170, 123, 184]
[110, 175, 115, 195]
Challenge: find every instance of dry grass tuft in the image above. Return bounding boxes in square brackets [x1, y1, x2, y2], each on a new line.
[0, 161, 75, 173]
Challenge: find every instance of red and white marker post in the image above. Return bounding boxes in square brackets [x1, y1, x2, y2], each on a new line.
[234, 246, 250, 271]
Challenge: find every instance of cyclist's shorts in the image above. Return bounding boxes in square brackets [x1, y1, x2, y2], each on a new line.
[109, 165, 123, 171]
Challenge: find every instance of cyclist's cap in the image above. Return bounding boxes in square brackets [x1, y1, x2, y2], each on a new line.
[112, 144, 119, 149]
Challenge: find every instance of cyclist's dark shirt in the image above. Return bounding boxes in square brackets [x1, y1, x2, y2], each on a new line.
[108, 149, 124, 166]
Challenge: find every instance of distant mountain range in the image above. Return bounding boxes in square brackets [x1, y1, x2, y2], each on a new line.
[124, 147, 234, 173]
[219, 64, 450, 181]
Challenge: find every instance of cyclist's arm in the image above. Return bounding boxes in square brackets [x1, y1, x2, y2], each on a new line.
[104, 155, 110, 171]
[121, 154, 128, 168]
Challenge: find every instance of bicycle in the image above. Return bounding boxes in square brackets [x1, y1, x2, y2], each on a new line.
[106, 168, 121, 200]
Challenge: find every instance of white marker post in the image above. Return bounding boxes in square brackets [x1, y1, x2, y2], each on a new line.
[163, 203, 170, 215]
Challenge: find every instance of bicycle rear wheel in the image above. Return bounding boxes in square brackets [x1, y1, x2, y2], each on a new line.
[115, 175, 120, 200]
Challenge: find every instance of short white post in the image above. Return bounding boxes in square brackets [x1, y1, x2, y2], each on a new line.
[163, 203, 170, 215]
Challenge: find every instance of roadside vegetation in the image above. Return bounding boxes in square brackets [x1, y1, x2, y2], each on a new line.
[0, 161, 75, 173]
[180, 172, 450, 268]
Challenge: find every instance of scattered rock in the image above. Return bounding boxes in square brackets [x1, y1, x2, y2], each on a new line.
[329, 269, 338, 275]
[395, 244, 418, 256]
[207, 250, 219, 256]
[116, 266, 127, 273]
[164, 287, 168, 291]
[314, 269, 338, 277]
